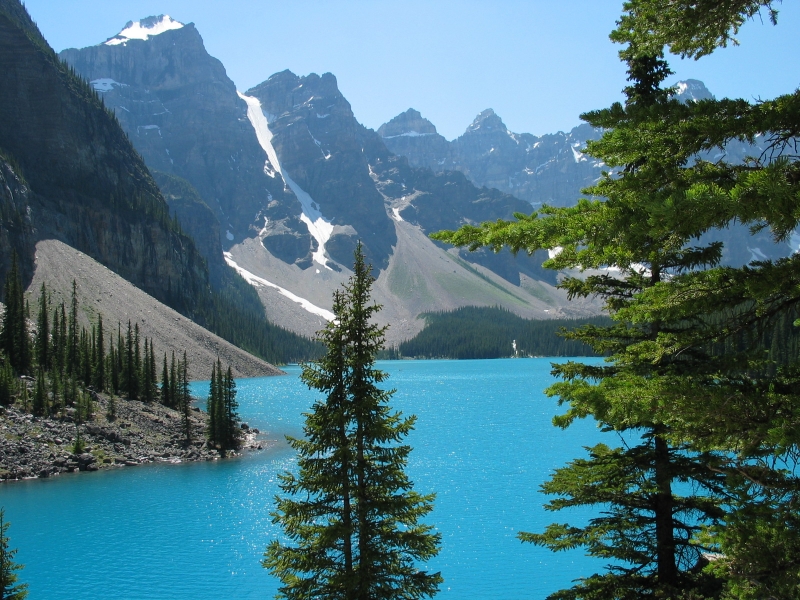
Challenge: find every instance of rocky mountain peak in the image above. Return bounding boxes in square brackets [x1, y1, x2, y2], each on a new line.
[377, 109, 438, 139]
[104, 14, 184, 46]
[465, 108, 507, 134]
[673, 79, 714, 103]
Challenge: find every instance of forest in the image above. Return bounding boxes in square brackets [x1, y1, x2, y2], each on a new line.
[397, 306, 610, 359]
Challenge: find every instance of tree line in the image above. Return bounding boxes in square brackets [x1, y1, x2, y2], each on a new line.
[0, 256, 240, 453]
[397, 306, 611, 359]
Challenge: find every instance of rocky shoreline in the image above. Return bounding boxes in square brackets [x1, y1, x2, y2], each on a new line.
[0, 389, 270, 481]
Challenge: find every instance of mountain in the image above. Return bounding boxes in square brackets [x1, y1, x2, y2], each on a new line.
[59, 16, 305, 281]
[60, 18, 588, 344]
[30, 239, 281, 380]
[379, 108, 603, 210]
[0, 2, 207, 313]
[380, 80, 796, 265]
[0, 1, 317, 367]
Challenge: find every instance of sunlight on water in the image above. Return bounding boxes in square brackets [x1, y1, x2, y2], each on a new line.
[1, 358, 608, 599]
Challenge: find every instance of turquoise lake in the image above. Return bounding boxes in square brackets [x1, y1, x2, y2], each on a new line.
[0, 358, 609, 599]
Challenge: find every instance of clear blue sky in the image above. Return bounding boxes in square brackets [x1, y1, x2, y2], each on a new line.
[23, 0, 800, 140]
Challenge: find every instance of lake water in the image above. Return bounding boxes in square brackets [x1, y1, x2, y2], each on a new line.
[0, 358, 609, 599]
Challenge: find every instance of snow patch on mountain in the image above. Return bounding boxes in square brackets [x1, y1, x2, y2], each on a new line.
[105, 15, 184, 46]
[224, 253, 334, 321]
[90, 78, 127, 92]
[238, 92, 334, 269]
[382, 131, 434, 139]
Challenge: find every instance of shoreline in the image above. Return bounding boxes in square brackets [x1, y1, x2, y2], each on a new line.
[0, 390, 271, 482]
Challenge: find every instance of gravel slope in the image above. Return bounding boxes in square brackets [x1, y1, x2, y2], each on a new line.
[27, 239, 284, 381]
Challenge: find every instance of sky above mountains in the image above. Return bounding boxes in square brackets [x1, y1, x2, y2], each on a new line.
[23, 0, 800, 140]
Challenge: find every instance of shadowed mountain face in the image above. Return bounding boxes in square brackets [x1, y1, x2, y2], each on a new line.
[0, 2, 210, 311]
[59, 19, 305, 265]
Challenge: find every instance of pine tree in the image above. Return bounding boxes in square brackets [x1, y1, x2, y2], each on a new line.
[66, 280, 78, 377]
[222, 366, 239, 450]
[34, 283, 49, 370]
[433, 52, 733, 599]
[160, 352, 170, 406]
[31, 369, 46, 417]
[0, 509, 27, 599]
[264, 243, 442, 600]
[179, 351, 192, 445]
[93, 315, 104, 391]
[0, 360, 15, 407]
[0, 254, 30, 375]
[169, 351, 178, 409]
[206, 362, 219, 447]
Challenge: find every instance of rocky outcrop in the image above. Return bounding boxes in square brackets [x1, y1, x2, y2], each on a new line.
[0, 392, 270, 481]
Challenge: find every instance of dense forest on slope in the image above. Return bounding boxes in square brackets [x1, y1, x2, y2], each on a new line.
[398, 307, 611, 359]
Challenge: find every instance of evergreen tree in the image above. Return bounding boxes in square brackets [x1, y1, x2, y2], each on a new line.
[133, 324, 141, 399]
[124, 321, 133, 398]
[142, 336, 152, 403]
[0, 360, 14, 407]
[169, 351, 178, 410]
[434, 2, 800, 595]
[148, 340, 157, 402]
[222, 366, 239, 450]
[66, 280, 78, 377]
[161, 352, 170, 407]
[179, 351, 192, 444]
[264, 243, 442, 600]
[0, 254, 30, 375]
[206, 362, 219, 447]
[93, 315, 105, 392]
[31, 369, 46, 417]
[0, 509, 27, 600]
[34, 283, 49, 370]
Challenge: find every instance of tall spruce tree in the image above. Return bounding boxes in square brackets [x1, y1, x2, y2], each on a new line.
[434, 3, 800, 597]
[0, 509, 27, 599]
[34, 283, 49, 370]
[264, 243, 441, 600]
[0, 254, 30, 375]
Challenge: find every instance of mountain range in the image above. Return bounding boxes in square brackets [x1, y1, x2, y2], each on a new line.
[58, 14, 597, 344]
[3, 6, 791, 354]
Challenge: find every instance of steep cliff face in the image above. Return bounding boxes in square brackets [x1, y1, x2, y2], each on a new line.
[248, 71, 397, 271]
[0, 157, 34, 285]
[59, 17, 302, 257]
[0, 2, 210, 313]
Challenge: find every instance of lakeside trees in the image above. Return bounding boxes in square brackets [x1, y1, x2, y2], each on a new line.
[0, 278, 199, 432]
[433, 2, 799, 598]
[264, 243, 441, 600]
[207, 359, 240, 453]
[0, 508, 27, 600]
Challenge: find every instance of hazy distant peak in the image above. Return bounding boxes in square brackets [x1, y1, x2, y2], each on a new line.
[673, 79, 714, 103]
[378, 108, 438, 139]
[104, 15, 184, 46]
[465, 108, 507, 134]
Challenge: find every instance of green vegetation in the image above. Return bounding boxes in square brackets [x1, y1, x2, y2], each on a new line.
[433, 2, 800, 598]
[264, 243, 442, 599]
[0, 508, 27, 599]
[398, 306, 610, 359]
[206, 359, 240, 454]
[0, 277, 197, 446]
